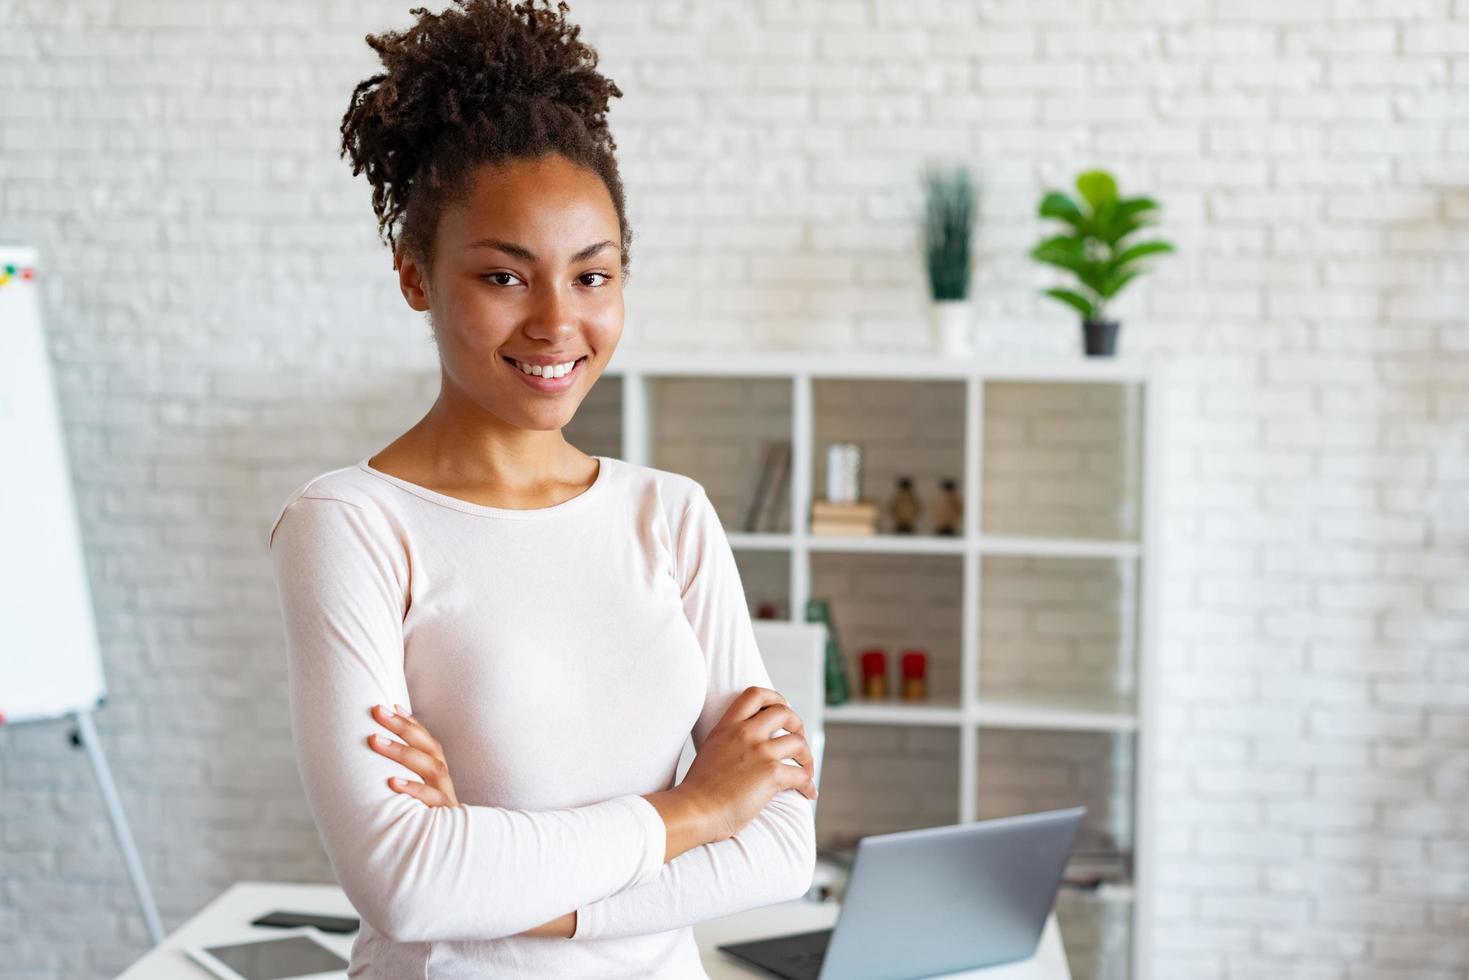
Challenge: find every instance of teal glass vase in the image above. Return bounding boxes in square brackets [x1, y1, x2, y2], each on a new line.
[805, 597, 851, 706]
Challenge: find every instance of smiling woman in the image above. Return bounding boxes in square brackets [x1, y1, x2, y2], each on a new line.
[267, 2, 818, 978]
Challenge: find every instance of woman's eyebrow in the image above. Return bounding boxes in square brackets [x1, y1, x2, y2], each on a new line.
[466, 238, 617, 263]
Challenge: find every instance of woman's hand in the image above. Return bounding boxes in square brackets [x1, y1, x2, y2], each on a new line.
[677, 686, 818, 843]
[367, 704, 575, 938]
[368, 703, 459, 808]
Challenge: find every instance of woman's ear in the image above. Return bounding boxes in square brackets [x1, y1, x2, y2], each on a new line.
[396, 245, 431, 312]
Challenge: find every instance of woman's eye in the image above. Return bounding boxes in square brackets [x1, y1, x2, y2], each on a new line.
[482, 272, 611, 287]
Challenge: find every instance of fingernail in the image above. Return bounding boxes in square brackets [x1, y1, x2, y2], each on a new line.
[377, 703, 395, 717]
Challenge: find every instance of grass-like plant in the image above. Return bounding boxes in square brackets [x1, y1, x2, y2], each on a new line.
[1030, 169, 1174, 323]
[922, 163, 978, 301]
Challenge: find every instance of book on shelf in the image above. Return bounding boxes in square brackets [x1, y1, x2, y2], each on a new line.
[811, 519, 878, 536]
[810, 497, 879, 536]
[759, 441, 791, 531]
[742, 439, 791, 533]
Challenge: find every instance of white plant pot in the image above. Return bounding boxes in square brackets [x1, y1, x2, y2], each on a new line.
[929, 299, 973, 357]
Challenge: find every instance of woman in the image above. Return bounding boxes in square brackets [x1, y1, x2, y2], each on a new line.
[266, 1, 819, 976]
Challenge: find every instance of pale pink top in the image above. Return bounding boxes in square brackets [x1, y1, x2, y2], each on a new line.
[266, 453, 816, 978]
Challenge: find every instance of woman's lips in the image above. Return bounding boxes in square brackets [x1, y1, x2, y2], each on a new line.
[503, 355, 587, 393]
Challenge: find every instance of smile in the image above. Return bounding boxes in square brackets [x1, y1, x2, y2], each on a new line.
[503, 355, 588, 392]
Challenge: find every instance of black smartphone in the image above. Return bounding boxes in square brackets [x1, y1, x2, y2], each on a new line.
[251, 909, 360, 934]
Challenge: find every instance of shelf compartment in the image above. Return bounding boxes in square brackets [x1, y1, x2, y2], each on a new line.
[814, 723, 960, 853]
[646, 374, 794, 534]
[981, 379, 1143, 542]
[976, 555, 1138, 724]
[811, 550, 964, 708]
[811, 377, 967, 537]
[974, 726, 1136, 879]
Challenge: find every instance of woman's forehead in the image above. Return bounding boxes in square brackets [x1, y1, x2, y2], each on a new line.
[445, 160, 618, 253]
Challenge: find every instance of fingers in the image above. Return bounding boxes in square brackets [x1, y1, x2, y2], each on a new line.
[386, 776, 451, 807]
[765, 732, 815, 774]
[369, 731, 446, 781]
[766, 739, 820, 800]
[719, 686, 789, 728]
[749, 703, 804, 741]
[369, 704, 446, 782]
[373, 703, 442, 757]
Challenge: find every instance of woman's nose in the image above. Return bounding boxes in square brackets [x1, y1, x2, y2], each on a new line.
[523, 282, 576, 339]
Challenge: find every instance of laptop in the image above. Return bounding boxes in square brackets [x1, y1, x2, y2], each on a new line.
[717, 806, 1085, 980]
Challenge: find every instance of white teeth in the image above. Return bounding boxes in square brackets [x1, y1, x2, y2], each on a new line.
[512, 358, 579, 378]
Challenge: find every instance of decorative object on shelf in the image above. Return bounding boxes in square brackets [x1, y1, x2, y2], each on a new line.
[900, 650, 928, 700]
[755, 601, 781, 620]
[805, 598, 852, 706]
[888, 476, 921, 534]
[859, 648, 888, 699]
[825, 442, 862, 503]
[812, 441, 878, 535]
[742, 438, 791, 532]
[921, 162, 978, 357]
[932, 478, 962, 536]
[1030, 168, 1175, 357]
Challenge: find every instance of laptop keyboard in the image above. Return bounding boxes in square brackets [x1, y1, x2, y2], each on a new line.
[718, 928, 833, 980]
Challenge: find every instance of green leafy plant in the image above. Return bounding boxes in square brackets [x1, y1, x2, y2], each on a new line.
[922, 163, 978, 301]
[1030, 169, 1174, 322]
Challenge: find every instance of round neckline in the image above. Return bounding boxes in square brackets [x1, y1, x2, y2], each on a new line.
[356, 455, 612, 520]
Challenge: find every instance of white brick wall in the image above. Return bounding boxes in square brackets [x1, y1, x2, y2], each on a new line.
[2, 1, 1467, 977]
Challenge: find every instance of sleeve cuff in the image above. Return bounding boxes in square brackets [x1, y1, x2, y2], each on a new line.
[571, 794, 666, 941]
[621, 793, 667, 889]
[572, 901, 599, 940]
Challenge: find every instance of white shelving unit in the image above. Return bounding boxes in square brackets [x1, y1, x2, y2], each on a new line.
[588, 349, 1161, 980]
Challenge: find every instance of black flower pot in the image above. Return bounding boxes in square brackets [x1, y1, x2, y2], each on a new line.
[1082, 318, 1120, 356]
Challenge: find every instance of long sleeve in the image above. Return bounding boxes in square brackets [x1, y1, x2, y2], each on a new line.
[268, 494, 668, 944]
[569, 485, 819, 941]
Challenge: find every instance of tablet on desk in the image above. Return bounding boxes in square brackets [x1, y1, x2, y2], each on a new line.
[183, 927, 348, 980]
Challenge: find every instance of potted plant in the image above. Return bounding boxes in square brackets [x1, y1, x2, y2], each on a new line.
[1030, 169, 1174, 356]
[921, 163, 978, 356]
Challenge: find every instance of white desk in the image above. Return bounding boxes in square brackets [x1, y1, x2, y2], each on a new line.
[119, 881, 1071, 980]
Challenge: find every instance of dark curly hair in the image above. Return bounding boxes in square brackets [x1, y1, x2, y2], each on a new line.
[339, 0, 631, 282]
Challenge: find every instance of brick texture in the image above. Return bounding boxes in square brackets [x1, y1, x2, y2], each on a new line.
[1, 1, 1466, 978]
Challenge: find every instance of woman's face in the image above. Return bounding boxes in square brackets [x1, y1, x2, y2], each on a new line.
[400, 152, 625, 433]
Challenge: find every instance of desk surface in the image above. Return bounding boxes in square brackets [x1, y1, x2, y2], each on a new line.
[119, 881, 1071, 980]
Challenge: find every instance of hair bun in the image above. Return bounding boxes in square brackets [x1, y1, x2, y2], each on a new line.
[367, 0, 619, 146]
[340, 0, 632, 274]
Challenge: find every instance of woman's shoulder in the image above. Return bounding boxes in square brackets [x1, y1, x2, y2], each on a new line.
[266, 460, 392, 550]
[600, 455, 707, 517]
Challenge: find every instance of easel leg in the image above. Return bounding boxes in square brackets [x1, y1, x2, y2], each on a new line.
[73, 709, 165, 945]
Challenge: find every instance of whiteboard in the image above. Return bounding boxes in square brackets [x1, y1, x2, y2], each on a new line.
[0, 244, 107, 724]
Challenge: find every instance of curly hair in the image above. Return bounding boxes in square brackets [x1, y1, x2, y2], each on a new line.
[339, 0, 631, 282]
